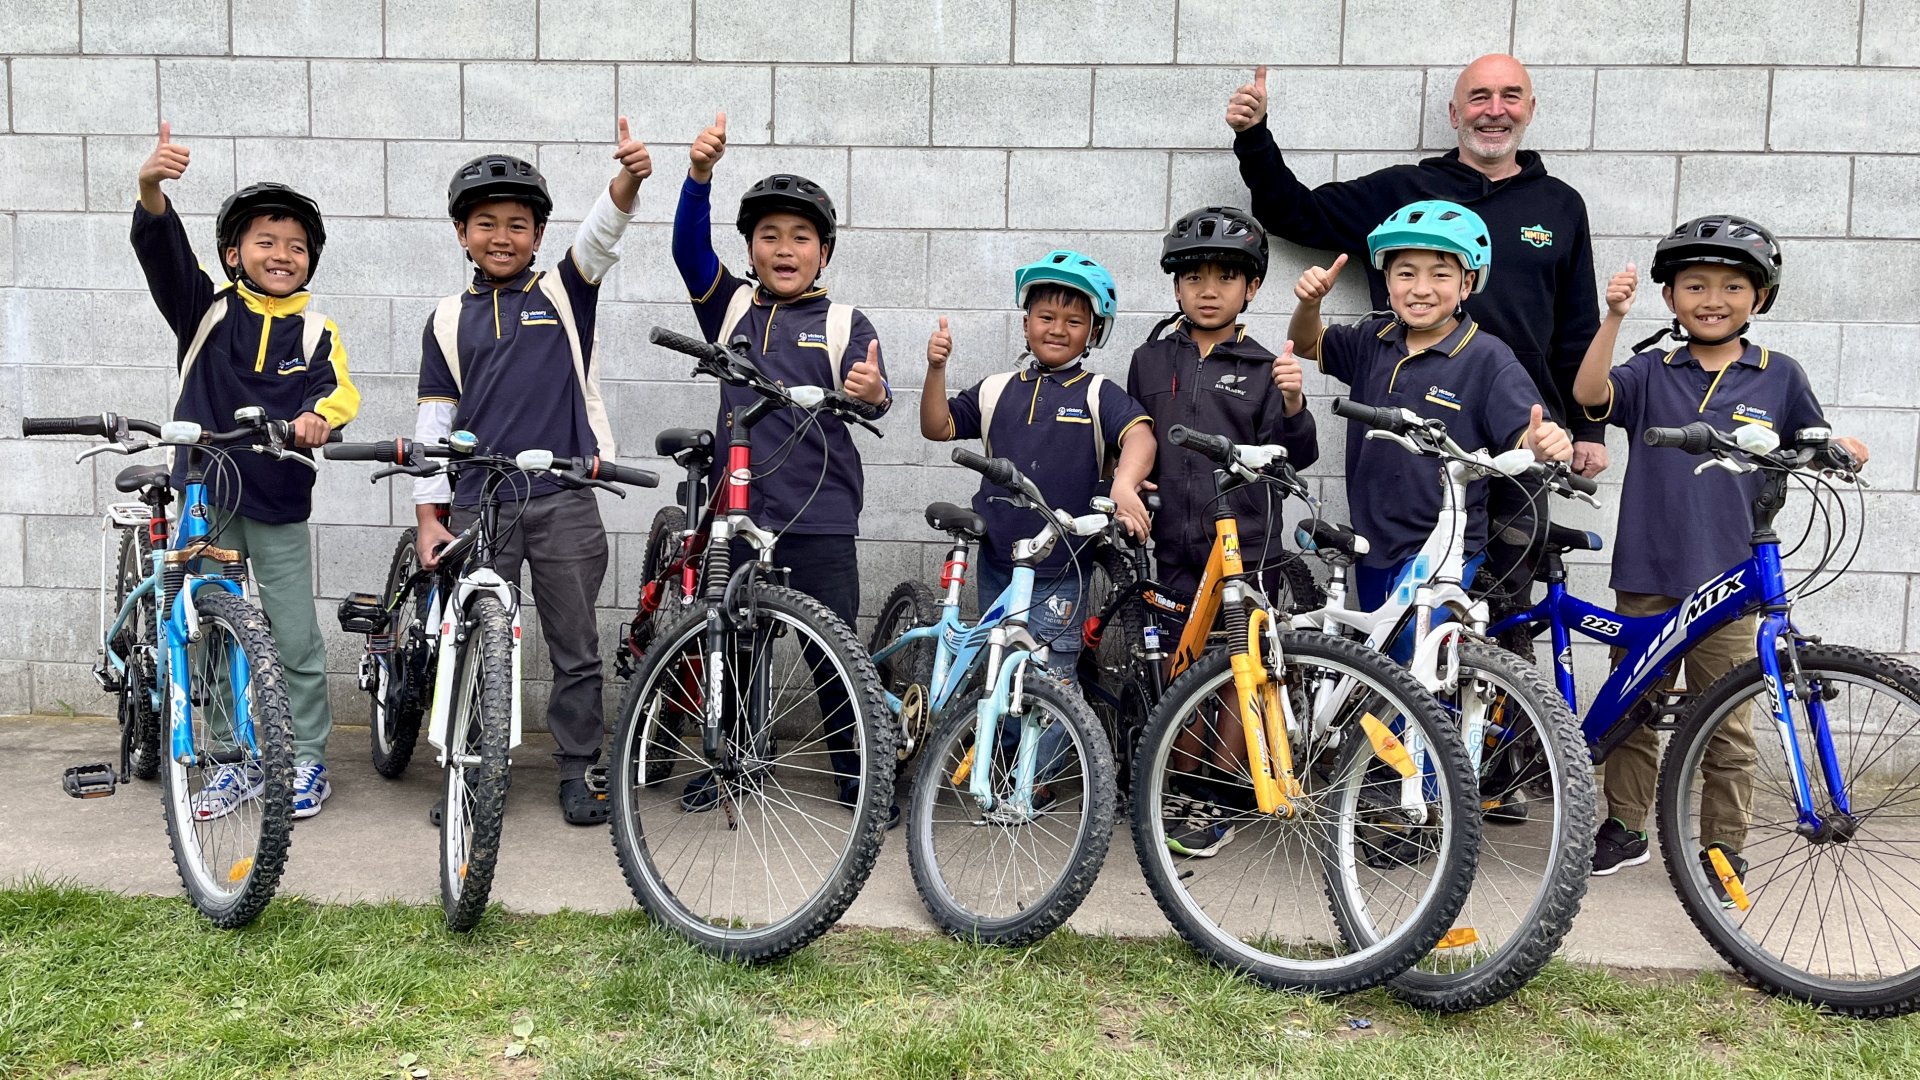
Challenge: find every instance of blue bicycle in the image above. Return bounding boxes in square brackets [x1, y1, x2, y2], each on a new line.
[1488, 420, 1920, 1016]
[25, 408, 305, 928]
[868, 448, 1117, 946]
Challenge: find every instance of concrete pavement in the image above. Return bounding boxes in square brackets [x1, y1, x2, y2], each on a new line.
[0, 714, 1726, 972]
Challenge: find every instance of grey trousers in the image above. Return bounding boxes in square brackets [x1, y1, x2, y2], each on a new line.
[451, 487, 609, 780]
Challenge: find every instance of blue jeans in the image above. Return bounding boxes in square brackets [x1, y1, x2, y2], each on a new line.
[1353, 554, 1482, 663]
[975, 559, 1084, 684]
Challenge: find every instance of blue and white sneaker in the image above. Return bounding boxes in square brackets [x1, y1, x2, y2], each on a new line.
[292, 762, 331, 819]
[191, 760, 264, 821]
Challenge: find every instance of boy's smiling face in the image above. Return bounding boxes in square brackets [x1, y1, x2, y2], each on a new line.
[1022, 292, 1095, 367]
[456, 197, 543, 280]
[1172, 261, 1259, 331]
[224, 215, 311, 297]
[749, 211, 826, 299]
[1663, 264, 1761, 339]
[1385, 249, 1473, 332]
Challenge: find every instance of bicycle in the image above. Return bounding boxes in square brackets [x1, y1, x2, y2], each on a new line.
[331, 434, 657, 931]
[1126, 424, 1483, 994]
[605, 326, 895, 962]
[23, 408, 310, 928]
[864, 449, 1117, 945]
[1487, 419, 1920, 1017]
[1289, 398, 1596, 1011]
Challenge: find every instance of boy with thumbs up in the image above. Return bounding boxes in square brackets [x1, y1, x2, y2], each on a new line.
[1289, 200, 1571, 618]
[412, 120, 653, 825]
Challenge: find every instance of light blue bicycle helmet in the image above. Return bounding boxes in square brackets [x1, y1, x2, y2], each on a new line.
[1013, 250, 1119, 349]
[1366, 200, 1493, 288]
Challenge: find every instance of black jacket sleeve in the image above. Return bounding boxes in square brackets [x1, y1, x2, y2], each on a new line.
[1232, 120, 1387, 257]
[1551, 199, 1604, 443]
[129, 198, 217, 362]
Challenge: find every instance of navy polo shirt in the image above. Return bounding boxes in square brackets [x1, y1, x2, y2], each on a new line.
[949, 359, 1151, 572]
[1587, 343, 1826, 598]
[1321, 315, 1539, 568]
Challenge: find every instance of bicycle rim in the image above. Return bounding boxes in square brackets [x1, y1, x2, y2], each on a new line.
[1658, 645, 1920, 1015]
[611, 589, 892, 961]
[1132, 634, 1478, 993]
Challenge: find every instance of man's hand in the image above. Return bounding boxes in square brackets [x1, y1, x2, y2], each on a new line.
[1295, 252, 1347, 305]
[1271, 338, 1305, 414]
[1571, 440, 1609, 478]
[1111, 486, 1151, 542]
[1525, 404, 1573, 462]
[689, 112, 727, 184]
[1226, 65, 1269, 133]
[416, 516, 456, 571]
[137, 122, 189, 214]
[290, 411, 331, 449]
[926, 316, 952, 369]
[844, 339, 886, 404]
[1605, 263, 1638, 319]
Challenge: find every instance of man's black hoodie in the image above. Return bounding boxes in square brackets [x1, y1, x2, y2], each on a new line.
[1234, 119, 1602, 441]
[1128, 319, 1319, 570]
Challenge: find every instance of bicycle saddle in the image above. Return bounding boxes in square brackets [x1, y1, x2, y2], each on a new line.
[925, 501, 986, 540]
[1294, 518, 1370, 560]
[655, 427, 714, 461]
[114, 464, 173, 493]
[1545, 522, 1603, 553]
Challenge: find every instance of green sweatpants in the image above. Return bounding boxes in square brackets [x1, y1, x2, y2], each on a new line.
[205, 510, 332, 765]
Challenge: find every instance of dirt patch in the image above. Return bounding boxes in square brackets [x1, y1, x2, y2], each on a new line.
[1096, 1004, 1146, 1050]
[771, 1016, 840, 1049]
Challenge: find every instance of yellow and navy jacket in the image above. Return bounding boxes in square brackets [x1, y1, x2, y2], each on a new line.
[130, 199, 359, 525]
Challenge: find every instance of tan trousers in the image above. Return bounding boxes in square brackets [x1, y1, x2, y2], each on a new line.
[1603, 591, 1760, 850]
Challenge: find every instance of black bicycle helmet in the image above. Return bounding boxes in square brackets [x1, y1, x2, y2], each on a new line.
[1650, 214, 1781, 314]
[736, 173, 837, 254]
[215, 182, 326, 281]
[447, 154, 553, 225]
[1161, 205, 1269, 279]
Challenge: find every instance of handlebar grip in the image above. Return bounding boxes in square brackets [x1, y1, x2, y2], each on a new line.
[649, 325, 720, 360]
[952, 447, 1017, 488]
[1643, 423, 1716, 454]
[1167, 424, 1235, 465]
[21, 415, 111, 438]
[583, 457, 660, 489]
[1565, 471, 1599, 495]
[1330, 397, 1407, 432]
[325, 438, 414, 464]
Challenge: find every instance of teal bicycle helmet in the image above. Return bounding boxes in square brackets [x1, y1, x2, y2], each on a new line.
[1366, 200, 1493, 288]
[1013, 250, 1119, 349]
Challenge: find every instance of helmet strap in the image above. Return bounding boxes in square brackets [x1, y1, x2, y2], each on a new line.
[1630, 317, 1749, 354]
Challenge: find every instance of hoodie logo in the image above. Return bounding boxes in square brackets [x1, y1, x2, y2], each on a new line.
[1212, 372, 1249, 397]
[276, 355, 309, 375]
[1521, 224, 1554, 249]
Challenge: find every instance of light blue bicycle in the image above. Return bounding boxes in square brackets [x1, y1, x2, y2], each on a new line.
[868, 447, 1117, 945]
[26, 408, 304, 928]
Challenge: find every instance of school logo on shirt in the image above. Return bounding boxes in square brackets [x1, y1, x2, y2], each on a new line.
[1212, 372, 1249, 397]
[1731, 403, 1774, 428]
[1054, 405, 1092, 424]
[1423, 384, 1464, 411]
[276, 355, 308, 375]
[796, 331, 830, 351]
[520, 308, 558, 327]
[1520, 224, 1554, 248]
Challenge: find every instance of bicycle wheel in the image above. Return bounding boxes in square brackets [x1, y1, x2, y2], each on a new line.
[609, 585, 895, 962]
[1392, 641, 1594, 1011]
[907, 675, 1117, 945]
[369, 529, 428, 779]
[627, 506, 690, 659]
[440, 593, 514, 933]
[1081, 582, 1157, 795]
[1656, 643, 1920, 1017]
[869, 579, 938, 764]
[158, 587, 296, 928]
[1264, 553, 1327, 616]
[1131, 631, 1479, 994]
[111, 526, 161, 781]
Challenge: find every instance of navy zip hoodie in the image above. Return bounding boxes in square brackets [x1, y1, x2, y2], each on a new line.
[1234, 119, 1602, 441]
[1128, 319, 1319, 569]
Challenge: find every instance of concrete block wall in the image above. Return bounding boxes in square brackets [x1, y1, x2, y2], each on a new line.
[3, 1, 1918, 729]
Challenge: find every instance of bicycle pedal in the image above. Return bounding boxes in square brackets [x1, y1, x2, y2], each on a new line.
[62, 762, 118, 799]
[582, 764, 610, 797]
[336, 592, 388, 634]
[93, 663, 123, 693]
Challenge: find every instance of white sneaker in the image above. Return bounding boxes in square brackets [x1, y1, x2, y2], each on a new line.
[292, 762, 331, 819]
[191, 760, 264, 821]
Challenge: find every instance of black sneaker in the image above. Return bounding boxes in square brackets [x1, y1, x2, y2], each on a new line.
[1591, 816, 1650, 876]
[680, 772, 719, 813]
[1164, 797, 1235, 858]
[1700, 843, 1749, 909]
[1482, 790, 1531, 825]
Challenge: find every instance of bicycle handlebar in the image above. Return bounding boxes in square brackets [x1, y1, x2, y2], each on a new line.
[1644, 423, 1718, 454]
[648, 325, 727, 365]
[1331, 396, 1415, 433]
[325, 438, 413, 463]
[22, 415, 121, 438]
[1167, 424, 1234, 465]
[952, 447, 1018, 490]
[649, 324, 884, 437]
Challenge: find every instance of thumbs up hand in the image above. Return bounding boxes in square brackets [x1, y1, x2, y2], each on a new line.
[1294, 252, 1347, 305]
[1525, 403, 1573, 462]
[612, 116, 652, 181]
[1605, 263, 1639, 319]
[1271, 339, 1305, 414]
[689, 112, 728, 183]
[926, 316, 953, 369]
[1226, 65, 1269, 132]
[137, 122, 191, 213]
[844, 338, 887, 404]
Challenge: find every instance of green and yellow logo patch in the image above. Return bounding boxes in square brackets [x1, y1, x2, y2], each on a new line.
[1521, 224, 1554, 248]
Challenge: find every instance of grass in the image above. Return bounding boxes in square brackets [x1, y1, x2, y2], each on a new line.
[2, 882, 1917, 1079]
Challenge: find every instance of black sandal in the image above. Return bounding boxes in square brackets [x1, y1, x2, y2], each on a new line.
[560, 776, 610, 825]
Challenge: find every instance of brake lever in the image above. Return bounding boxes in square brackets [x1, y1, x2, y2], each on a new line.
[1365, 429, 1427, 457]
[369, 464, 439, 482]
[76, 441, 143, 463]
[1694, 456, 1754, 478]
